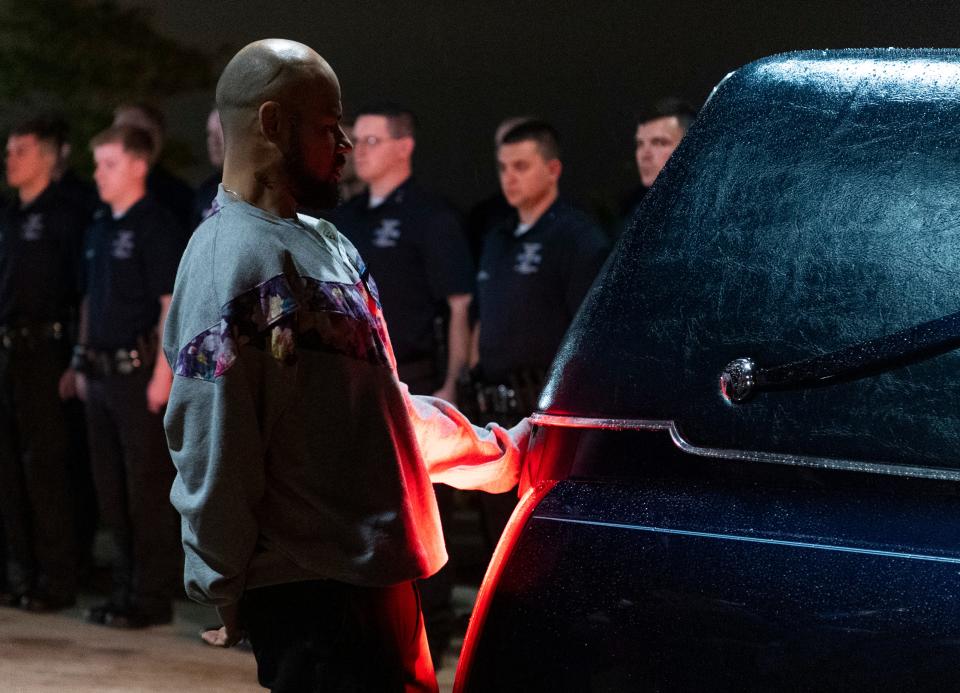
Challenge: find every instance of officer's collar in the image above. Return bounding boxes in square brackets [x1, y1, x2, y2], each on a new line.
[366, 176, 414, 210]
[112, 194, 151, 223]
[16, 181, 57, 213]
[503, 197, 562, 237]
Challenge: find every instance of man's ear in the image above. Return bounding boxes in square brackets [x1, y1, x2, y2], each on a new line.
[39, 144, 59, 172]
[258, 101, 284, 144]
[548, 158, 562, 181]
[132, 155, 150, 179]
[398, 136, 415, 160]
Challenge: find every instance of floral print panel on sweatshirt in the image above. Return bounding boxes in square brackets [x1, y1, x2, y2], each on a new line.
[174, 273, 391, 382]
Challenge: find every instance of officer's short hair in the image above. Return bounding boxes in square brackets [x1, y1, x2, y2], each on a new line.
[9, 116, 68, 152]
[89, 125, 155, 161]
[356, 102, 417, 140]
[499, 120, 562, 162]
[637, 98, 698, 133]
[114, 102, 167, 135]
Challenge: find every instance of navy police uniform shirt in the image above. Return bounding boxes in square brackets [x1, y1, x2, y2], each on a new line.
[476, 199, 610, 382]
[81, 195, 183, 351]
[0, 184, 86, 327]
[331, 178, 474, 365]
[191, 170, 221, 230]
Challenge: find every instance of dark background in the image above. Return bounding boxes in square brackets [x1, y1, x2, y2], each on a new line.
[111, 1, 960, 213]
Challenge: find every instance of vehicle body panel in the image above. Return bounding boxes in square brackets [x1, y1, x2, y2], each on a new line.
[457, 49, 960, 691]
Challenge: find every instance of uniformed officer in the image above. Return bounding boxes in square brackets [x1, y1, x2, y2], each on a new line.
[617, 98, 698, 235]
[472, 120, 609, 541]
[0, 117, 87, 612]
[330, 103, 475, 668]
[332, 104, 474, 401]
[465, 116, 535, 262]
[60, 125, 184, 628]
[113, 102, 195, 232]
[43, 115, 102, 587]
[191, 108, 224, 228]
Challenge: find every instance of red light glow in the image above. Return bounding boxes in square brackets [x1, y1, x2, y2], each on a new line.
[453, 479, 559, 692]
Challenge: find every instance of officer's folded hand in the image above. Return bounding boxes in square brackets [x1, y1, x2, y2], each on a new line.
[58, 368, 86, 402]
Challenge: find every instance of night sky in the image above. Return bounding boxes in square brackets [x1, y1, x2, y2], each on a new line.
[122, 0, 960, 212]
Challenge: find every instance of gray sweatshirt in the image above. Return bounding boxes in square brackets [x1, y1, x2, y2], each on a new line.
[163, 188, 524, 607]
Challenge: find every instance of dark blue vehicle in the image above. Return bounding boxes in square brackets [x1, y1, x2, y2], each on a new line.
[455, 49, 960, 692]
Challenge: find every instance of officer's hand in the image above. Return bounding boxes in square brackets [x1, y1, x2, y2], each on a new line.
[59, 368, 86, 401]
[431, 384, 457, 404]
[146, 374, 171, 413]
[58, 368, 76, 400]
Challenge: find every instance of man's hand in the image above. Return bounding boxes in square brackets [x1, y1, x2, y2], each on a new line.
[146, 373, 172, 414]
[509, 417, 533, 452]
[58, 368, 76, 400]
[201, 603, 245, 647]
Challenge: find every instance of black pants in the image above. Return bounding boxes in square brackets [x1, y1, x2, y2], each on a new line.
[85, 370, 180, 612]
[64, 397, 99, 579]
[243, 579, 437, 693]
[0, 341, 76, 599]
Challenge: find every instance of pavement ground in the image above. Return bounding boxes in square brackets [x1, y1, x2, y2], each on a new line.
[0, 586, 474, 692]
[0, 491, 492, 691]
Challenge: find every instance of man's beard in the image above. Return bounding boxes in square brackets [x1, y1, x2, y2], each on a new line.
[287, 133, 340, 211]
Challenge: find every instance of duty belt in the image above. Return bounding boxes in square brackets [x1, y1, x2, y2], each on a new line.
[457, 367, 546, 427]
[76, 346, 149, 377]
[0, 321, 65, 350]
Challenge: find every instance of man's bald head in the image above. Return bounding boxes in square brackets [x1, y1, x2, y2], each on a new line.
[216, 39, 339, 135]
[215, 39, 350, 211]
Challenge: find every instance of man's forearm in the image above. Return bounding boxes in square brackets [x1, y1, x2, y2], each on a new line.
[404, 382, 531, 493]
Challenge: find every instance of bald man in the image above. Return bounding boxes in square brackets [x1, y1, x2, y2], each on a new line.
[162, 39, 529, 691]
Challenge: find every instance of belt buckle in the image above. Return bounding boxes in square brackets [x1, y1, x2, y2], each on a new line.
[115, 349, 133, 375]
[114, 348, 143, 376]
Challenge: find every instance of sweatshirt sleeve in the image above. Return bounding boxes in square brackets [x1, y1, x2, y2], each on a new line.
[402, 383, 531, 493]
[164, 320, 293, 607]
